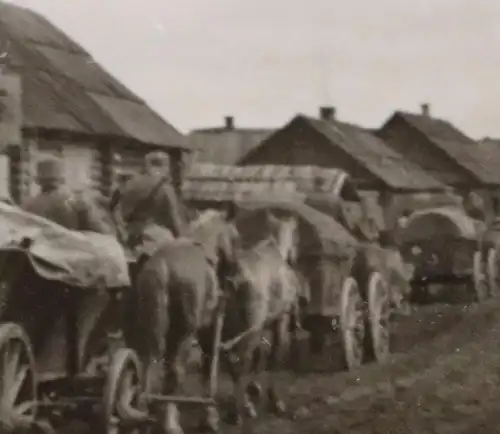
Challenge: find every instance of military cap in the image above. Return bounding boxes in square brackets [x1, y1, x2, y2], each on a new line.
[37, 156, 64, 182]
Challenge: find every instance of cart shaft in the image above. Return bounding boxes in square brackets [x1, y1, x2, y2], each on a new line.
[145, 394, 214, 406]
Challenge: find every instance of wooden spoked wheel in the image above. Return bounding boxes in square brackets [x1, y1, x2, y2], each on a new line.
[339, 277, 365, 370]
[472, 250, 488, 302]
[487, 248, 499, 297]
[366, 272, 391, 364]
[0, 322, 37, 434]
[103, 348, 145, 434]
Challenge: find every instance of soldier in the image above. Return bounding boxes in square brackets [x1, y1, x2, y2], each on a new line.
[117, 150, 186, 256]
[22, 155, 112, 234]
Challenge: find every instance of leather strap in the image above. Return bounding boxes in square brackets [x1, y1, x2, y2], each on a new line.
[122, 174, 170, 223]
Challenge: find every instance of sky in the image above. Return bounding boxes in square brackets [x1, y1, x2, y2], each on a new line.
[6, 0, 500, 138]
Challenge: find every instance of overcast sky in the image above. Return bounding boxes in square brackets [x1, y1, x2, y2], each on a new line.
[7, 0, 500, 138]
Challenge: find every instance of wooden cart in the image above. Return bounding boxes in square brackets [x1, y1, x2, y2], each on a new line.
[235, 199, 392, 371]
[398, 206, 496, 303]
[0, 203, 145, 434]
[0, 202, 232, 434]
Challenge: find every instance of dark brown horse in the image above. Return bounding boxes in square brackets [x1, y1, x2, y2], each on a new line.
[127, 209, 239, 434]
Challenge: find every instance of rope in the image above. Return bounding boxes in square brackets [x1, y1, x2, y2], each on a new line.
[219, 308, 291, 352]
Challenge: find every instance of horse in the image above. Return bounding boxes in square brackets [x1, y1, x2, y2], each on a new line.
[217, 209, 302, 425]
[126, 208, 239, 434]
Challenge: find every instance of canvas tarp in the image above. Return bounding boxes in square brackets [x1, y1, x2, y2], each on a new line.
[235, 199, 359, 259]
[399, 206, 485, 244]
[0, 202, 130, 289]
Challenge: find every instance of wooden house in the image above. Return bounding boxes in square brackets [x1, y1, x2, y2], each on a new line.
[0, 2, 189, 203]
[188, 116, 273, 165]
[377, 104, 500, 219]
[237, 107, 445, 230]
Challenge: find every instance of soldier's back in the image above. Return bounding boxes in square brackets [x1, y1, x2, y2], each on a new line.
[120, 173, 171, 218]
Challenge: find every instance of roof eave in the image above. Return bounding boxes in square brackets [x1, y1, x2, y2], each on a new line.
[23, 126, 191, 152]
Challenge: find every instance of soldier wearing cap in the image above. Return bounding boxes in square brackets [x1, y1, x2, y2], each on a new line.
[116, 150, 185, 256]
[22, 155, 112, 233]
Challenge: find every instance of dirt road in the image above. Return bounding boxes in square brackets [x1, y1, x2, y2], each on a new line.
[221, 298, 500, 433]
[59, 297, 500, 434]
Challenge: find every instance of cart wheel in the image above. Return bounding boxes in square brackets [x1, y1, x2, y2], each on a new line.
[339, 277, 365, 370]
[0, 322, 37, 433]
[487, 248, 499, 296]
[103, 348, 146, 434]
[365, 272, 391, 364]
[472, 250, 488, 302]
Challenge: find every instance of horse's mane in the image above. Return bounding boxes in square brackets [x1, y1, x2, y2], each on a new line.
[187, 208, 226, 242]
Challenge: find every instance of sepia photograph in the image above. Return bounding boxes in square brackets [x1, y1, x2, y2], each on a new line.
[0, 1, 499, 432]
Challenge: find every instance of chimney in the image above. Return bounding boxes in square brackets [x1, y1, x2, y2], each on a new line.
[421, 103, 430, 117]
[224, 116, 234, 130]
[319, 106, 336, 121]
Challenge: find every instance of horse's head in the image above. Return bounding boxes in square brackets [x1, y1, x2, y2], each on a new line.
[266, 211, 299, 265]
[188, 208, 240, 284]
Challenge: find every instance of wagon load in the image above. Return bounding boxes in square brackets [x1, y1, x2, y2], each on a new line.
[398, 205, 497, 302]
[183, 163, 358, 205]
[303, 182, 412, 316]
[0, 202, 129, 289]
[234, 199, 391, 370]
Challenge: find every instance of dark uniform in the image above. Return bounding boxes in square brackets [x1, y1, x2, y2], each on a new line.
[22, 156, 111, 234]
[117, 151, 185, 256]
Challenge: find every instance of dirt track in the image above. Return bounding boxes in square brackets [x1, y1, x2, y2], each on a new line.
[60, 296, 500, 433]
[216, 298, 500, 434]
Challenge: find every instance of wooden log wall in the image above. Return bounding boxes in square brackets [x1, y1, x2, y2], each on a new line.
[9, 132, 104, 202]
[8, 136, 33, 203]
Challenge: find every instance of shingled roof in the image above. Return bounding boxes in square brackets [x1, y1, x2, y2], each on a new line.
[189, 116, 273, 164]
[0, 2, 187, 150]
[241, 114, 445, 192]
[385, 111, 500, 186]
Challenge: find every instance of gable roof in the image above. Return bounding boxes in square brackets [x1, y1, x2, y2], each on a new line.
[387, 111, 500, 185]
[241, 115, 444, 192]
[0, 2, 188, 150]
[189, 125, 273, 164]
